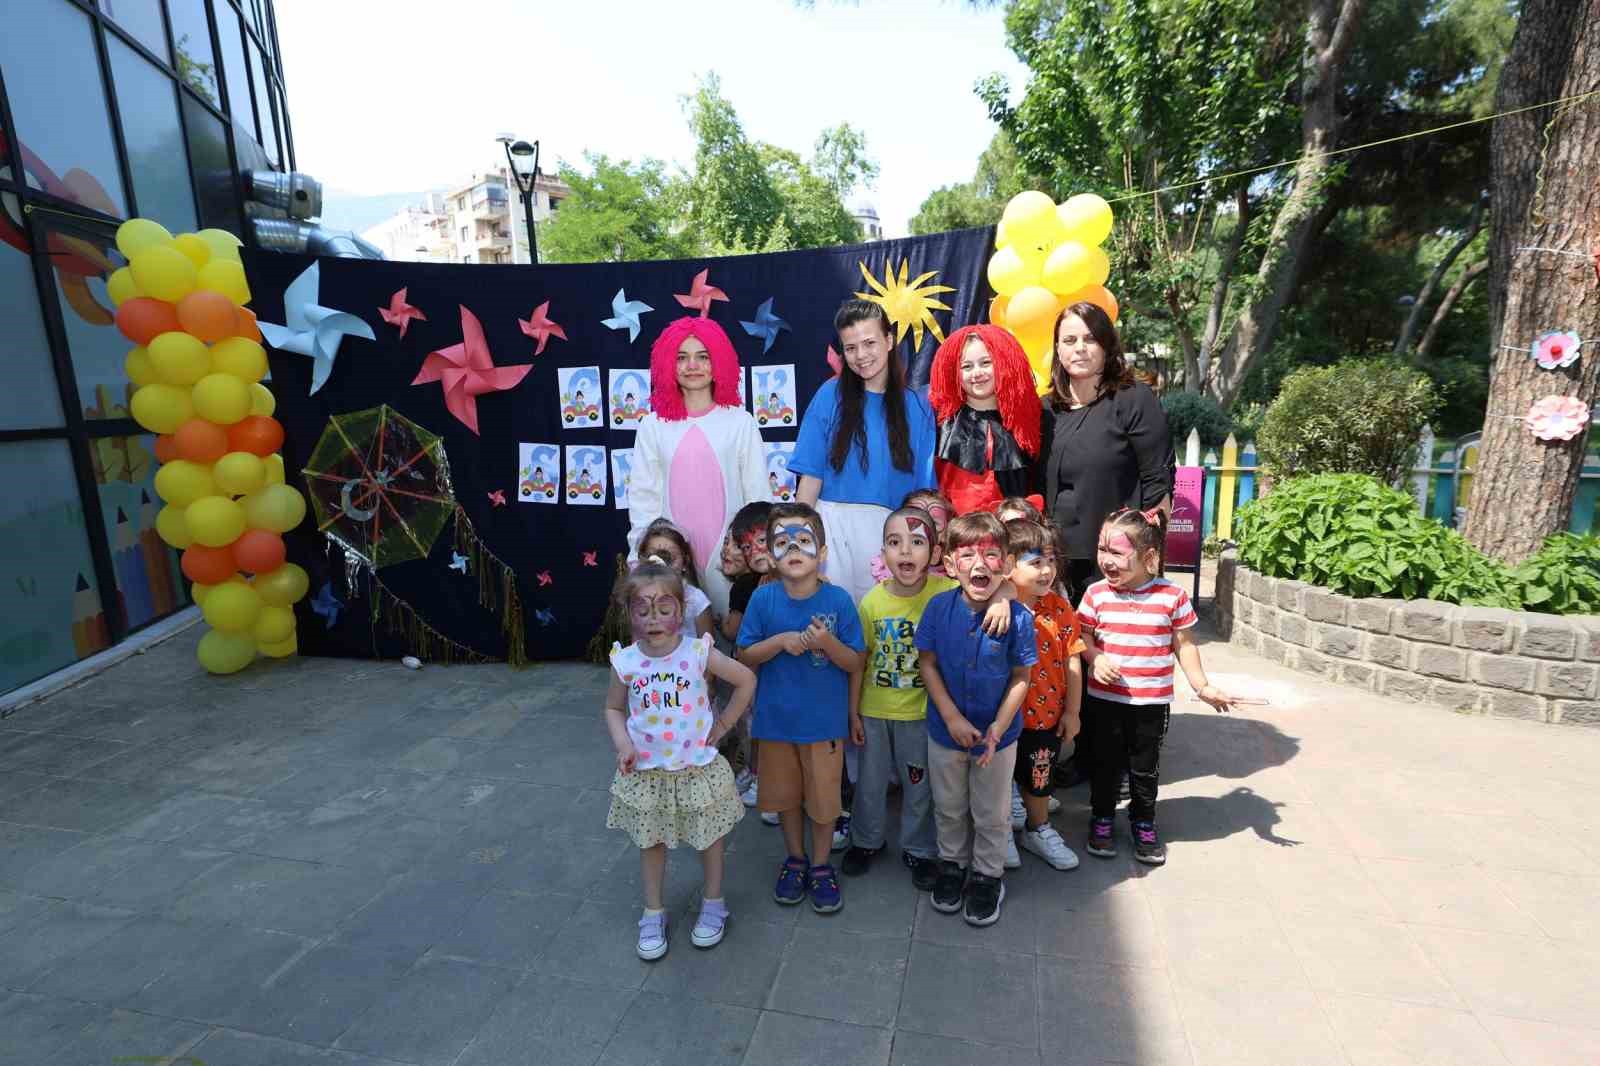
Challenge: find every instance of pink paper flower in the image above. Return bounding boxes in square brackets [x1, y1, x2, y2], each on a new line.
[1526, 395, 1590, 441]
[1533, 331, 1582, 370]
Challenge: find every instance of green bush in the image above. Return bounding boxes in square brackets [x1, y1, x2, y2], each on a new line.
[1512, 534, 1600, 614]
[1161, 391, 1234, 449]
[1255, 360, 1439, 483]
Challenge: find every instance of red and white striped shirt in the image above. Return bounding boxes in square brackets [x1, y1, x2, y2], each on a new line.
[1077, 578, 1197, 705]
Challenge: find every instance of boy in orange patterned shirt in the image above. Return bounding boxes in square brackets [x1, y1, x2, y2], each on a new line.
[1005, 518, 1086, 871]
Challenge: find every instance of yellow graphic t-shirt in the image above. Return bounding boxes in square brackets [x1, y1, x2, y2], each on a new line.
[857, 576, 957, 721]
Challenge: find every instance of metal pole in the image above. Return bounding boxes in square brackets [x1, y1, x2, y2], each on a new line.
[527, 141, 540, 264]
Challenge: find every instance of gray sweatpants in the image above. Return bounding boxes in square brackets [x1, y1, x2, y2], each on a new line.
[928, 740, 1019, 879]
[849, 716, 936, 859]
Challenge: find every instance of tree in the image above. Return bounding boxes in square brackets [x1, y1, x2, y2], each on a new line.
[539, 154, 700, 264]
[1461, 0, 1599, 564]
[813, 123, 880, 199]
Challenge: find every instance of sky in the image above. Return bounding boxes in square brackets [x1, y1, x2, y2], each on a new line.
[273, 0, 1030, 237]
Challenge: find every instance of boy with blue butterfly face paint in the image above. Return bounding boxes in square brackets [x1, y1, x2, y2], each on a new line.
[737, 502, 866, 914]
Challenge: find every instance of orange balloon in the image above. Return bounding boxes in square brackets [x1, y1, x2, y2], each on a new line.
[988, 294, 1010, 326]
[153, 434, 180, 464]
[227, 415, 285, 457]
[116, 298, 181, 345]
[1063, 284, 1120, 324]
[232, 529, 287, 573]
[176, 290, 239, 343]
[236, 306, 263, 342]
[181, 543, 237, 585]
[174, 418, 229, 464]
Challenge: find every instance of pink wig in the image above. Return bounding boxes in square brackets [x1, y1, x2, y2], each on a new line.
[928, 324, 1042, 457]
[649, 317, 743, 421]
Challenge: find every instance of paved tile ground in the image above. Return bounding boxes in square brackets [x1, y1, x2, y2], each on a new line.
[3, 619, 1599, 1065]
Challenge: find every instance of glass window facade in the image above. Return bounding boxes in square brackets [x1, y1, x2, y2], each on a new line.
[213, 1, 255, 141]
[108, 36, 199, 234]
[98, 0, 171, 62]
[167, 0, 220, 107]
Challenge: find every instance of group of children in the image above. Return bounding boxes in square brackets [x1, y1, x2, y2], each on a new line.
[604, 489, 1237, 958]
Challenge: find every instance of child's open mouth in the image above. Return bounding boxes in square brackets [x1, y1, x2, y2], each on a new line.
[967, 572, 993, 591]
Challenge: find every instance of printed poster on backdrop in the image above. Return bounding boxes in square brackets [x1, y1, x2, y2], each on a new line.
[751, 365, 796, 428]
[764, 441, 797, 502]
[557, 366, 602, 428]
[606, 368, 650, 429]
[518, 442, 560, 504]
[611, 448, 634, 511]
[564, 445, 608, 506]
[1167, 466, 1203, 567]
[736, 367, 747, 409]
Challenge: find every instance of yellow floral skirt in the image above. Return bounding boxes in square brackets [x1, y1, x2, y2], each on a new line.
[606, 754, 745, 850]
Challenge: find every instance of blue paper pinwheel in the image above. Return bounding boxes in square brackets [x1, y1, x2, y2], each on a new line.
[601, 288, 653, 343]
[741, 297, 790, 354]
[310, 582, 344, 628]
[258, 262, 376, 394]
[449, 552, 469, 574]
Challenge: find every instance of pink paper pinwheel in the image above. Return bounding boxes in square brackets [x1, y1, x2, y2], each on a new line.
[379, 288, 426, 339]
[412, 306, 533, 435]
[1526, 395, 1590, 441]
[675, 269, 729, 317]
[518, 300, 567, 355]
[826, 344, 842, 377]
[1533, 330, 1582, 370]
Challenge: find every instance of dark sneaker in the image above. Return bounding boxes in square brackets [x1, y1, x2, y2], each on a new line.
[841, 845, 878, 877]
[830, 811, 851, 851]
[809, 864, 843, 913]
[1131, 820, 1167, 865]
[930, 861, 966, 913]
[903, 852, 940, 891]
[774, 856, 808, 905]
[963, 873, 1005, 927]
[1086, 816, 1117, 858]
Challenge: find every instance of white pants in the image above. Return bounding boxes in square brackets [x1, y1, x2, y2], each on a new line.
[816, 499, 889, 605]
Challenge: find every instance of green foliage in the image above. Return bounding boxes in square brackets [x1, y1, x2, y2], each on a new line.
[910, 132, 1036, 235]
[1255, 359, 1439, 482]
[1512, 534, 1600, 615]
[541, 154, 700, 264]
[1161, 391, 1235, 448]
[1234, 474, 1521, 607]
[812, 123, 879, 199]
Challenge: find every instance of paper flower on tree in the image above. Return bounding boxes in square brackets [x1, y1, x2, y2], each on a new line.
[1533, 330, 1582, 370]
[857, 258, 955, 352]
[740, 297, 790, 354]
[259, 261, 376, 394]
[1526, 395, 1589, 441]
[602, 288, 653, 342]
[518, 301, 567, 355]
[675, 269, 729, 317]
[379, 288, 426, 339]
[412, 305, 533, 434]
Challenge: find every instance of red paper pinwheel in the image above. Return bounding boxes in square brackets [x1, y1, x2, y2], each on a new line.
[518, 300, 567, 355]
[379, 288, 426, 339]
[412, 306, 532, 435]
[675, 269, 729, 317]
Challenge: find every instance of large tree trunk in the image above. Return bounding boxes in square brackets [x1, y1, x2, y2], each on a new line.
[1209, 0, 1367, 407]
[1461, 0, 1599, 564]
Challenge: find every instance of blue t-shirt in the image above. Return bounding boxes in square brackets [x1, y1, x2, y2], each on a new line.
[789, 379, 937, 508]
[913, 590, 1037, 751]
[736, 580, 865, 743]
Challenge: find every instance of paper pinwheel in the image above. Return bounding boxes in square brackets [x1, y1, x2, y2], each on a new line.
[536, 570, 553, 586]
[740, 297, 790, 354]
[602, 288, 653, 342]
[449, 552, 469, 573]
[1533, 330, 1582, 370]
[487, 489, 507, 507]
[519, 300, 567, 356]
[533, 607, 556, 627]
[258, 261, 377, 394]
[311, 582, 344, 627]
[582, 550, 598, 567]
[379, 288, 426, 339]
[412, 305, 533, 435]
[675, 269, 729, 317]
[1526, 395, 1589, 441]
[826, 345, 842, 377]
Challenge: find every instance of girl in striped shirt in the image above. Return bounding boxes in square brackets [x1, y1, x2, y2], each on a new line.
[1077, 508, 1236, 865]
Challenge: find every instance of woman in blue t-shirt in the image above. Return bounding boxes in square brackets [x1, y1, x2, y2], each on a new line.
[791, 300, 937, 602]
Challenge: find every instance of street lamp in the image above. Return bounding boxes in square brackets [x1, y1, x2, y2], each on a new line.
[497, 134, 540, 264]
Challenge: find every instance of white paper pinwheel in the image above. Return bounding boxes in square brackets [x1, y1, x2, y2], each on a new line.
[258, 262, 377, 394]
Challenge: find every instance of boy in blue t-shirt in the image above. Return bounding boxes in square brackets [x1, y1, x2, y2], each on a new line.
[915, 511, 1036, 928]
[737, 502, 866, 914]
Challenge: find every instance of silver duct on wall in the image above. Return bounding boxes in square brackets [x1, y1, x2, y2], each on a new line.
[247, 170, 384, 259]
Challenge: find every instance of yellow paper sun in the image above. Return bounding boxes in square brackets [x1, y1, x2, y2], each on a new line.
[856, 259, 955, 352]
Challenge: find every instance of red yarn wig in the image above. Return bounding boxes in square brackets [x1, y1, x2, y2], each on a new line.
[649, 317, 743, 421]
[928, 324, 1041, 456]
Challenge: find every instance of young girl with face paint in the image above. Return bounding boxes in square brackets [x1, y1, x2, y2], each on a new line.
[638, 518, 712, 639]
[604, 562, 756, 960]
[928, 325, 1045, 517]
[1076, 509, 1238, 867]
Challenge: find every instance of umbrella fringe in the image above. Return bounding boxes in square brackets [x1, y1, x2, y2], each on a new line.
[584, 552, 631, 664]
[454, 507, 529, 668]
[371, 572, 493, 665]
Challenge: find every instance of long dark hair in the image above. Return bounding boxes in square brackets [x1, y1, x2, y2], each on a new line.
[829, 299, 914, 474]
[1048, 301, 1134, 409]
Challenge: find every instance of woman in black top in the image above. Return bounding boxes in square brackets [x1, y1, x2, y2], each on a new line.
[1038, 302, 1175, 601]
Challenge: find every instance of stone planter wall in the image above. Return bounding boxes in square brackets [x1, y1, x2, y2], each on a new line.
[1215, 551, 1600, 725]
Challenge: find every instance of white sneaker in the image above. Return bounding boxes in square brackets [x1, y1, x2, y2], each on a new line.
[1021, 823, 1080, 870]
[1048, 795, 1062, 814]
[734, 769, 754, 795]
[831, 811, 852, 851]
[636, 910, 668, 960]
[739, 779, 759, 808]
[1004, 831, 1022, 869]
[1010, 784, 1026, 831]
[760, 810, 779, 826]
[691, 899, 729, 949]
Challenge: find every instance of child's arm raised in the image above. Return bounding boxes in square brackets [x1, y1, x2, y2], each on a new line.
[602, 668, 637, 774]
[978, 665, 1031, 767]
[706, 648, 757, 746]
[918, 650, 981, 749]
[1173, 627, 1235, 713]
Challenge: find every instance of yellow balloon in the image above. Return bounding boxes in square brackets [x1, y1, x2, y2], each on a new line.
[213, 451, 267, 496]
[1017, 327, 1054, 393]
[196, 259, 251, 306]
[129, 245, 197, 302]
[1042, 241, 1094, 296]
[115, 218, 174, 259]
[156, 503, 193, 549]
[249, 381, 276, 416]
[264, 453, 286, 485]
[192, 574, 246, 606]
[986, 246, 1040, 297]
[259, 633, 298, 658]
[191, 372, 251, 425]
[1001, 191, 1059, 247]
[994, 220, 1010, 249]
[210, 337, 267, 382]
[148, 331, 212, 386]
[1007, 285, 1062, 338]
[1057, 193, 1114, 246]
[197, 628, 256, 673]
[253, 562, 309, 607]
[203, 582, 262, 633]
[125, 346, 158, 388]
[107, 266, 144, 306]
[197, 228, 244, 262]
[241, 484, 307, 534]
[154, 459, 216, 506]
[1080, 245, 1111, 288]
[130, 383, 195, 434]
[252, 605, 296, 644]
[186, 495, 247, 547]
[173, 233, 212, 268]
